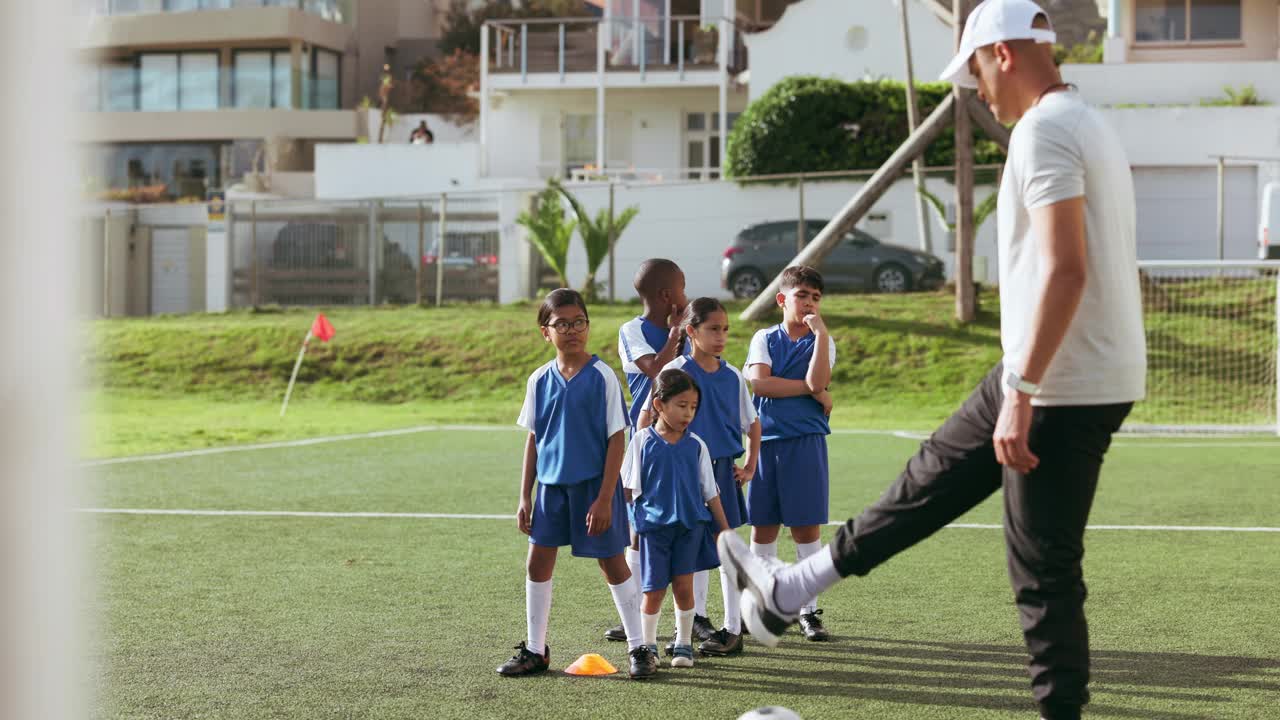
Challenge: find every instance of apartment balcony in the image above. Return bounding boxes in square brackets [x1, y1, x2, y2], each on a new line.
[79, 0, 347, 51]
[483, 15, 750, 90]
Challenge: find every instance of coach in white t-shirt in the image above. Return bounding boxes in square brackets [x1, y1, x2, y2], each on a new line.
[715, 2, 1145, 720]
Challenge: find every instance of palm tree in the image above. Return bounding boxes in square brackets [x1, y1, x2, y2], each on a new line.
[516, 183, 576, 290]
[553, 179, 639, 301]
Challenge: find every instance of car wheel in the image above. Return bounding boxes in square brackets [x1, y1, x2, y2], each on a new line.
[730, 268, 766, 299]
[874, 263, 911, 293]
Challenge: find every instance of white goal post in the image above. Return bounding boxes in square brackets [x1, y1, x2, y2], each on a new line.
[1129, 260, 1280, 435]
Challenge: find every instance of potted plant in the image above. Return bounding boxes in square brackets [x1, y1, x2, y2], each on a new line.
[693, 24, 718, 65]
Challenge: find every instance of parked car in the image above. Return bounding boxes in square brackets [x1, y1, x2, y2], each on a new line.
[720, 220, 946, 298]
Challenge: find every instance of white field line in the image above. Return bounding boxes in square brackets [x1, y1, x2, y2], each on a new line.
[84, 426, 1280, 467]
[75, 508, 1280, 533]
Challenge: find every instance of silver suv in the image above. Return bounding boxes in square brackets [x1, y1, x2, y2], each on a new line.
[720, 220, 946, 298]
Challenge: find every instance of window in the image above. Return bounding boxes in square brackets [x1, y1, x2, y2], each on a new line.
[138, 52, 219, 110]
[79, 64, 101, 111]
[139, 54, 178, 110]
[683, 111, 738, 180]
[101, 60, 137, 111]
[563, 114, 597, 176]
[90, 142, 222, 199]
[313, 49, 339, 109]
[234, 50, 294, 108]
[1135, 0, 1241, 43]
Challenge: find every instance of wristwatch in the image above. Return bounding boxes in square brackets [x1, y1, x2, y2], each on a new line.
[1004, 369, 1041, 397]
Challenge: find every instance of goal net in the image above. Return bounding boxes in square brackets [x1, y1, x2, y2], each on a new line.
[1128, 261, 1280, 434]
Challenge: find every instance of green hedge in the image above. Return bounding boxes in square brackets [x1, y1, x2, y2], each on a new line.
[726, 76, 1005, 178]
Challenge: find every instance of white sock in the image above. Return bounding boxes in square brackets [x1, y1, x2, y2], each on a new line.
[626, 546, 642, 583]
[719, 569, 742, 634]
[609, 576, 645, 651]
[775, 544, 842, 616]
[525, 578, 552, 655]
[675, 607, 695, 646]
[795, 540, 823, 613]
[642, 611, 660, 647]
[751, 540, 778, 563]
[692, 570, 709, 617]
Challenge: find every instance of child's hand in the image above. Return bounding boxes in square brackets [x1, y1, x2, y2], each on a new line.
[517, 499, 533, 535]
[813, 389, 833, 417]
[803, 313, 828, 335]
[667, 302, 686, 331]
[586, 496, 613, 536]
[733, 465, 753, 486]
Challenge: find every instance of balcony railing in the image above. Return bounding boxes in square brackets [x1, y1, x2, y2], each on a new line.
[79, 0, 345, 22]
[485, 15, 749, 79]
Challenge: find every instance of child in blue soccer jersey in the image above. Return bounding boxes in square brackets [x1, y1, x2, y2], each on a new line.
[743, 266, 837, 641]
[497, 289, 656, 680]
[651, 297, 761, 656]
[605, 259, 688, 644]
[622, 369, 731, 670]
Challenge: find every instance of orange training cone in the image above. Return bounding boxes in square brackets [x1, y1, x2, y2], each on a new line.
[564, 653, 617, 676]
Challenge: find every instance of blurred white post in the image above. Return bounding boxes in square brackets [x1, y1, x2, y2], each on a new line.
[436, 194, 448, 307]
[898, 0, 933, 254]
[1, 2, 81, 719]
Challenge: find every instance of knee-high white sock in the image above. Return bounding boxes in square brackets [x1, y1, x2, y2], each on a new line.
[674, 607, 695, 646]
[692, 570, 710, 617]
[751, 540, 778, 563]
[609, 576, 645, 651]
[795, 541, 823, 613]
[526, 578, 552, 655]
[626, 547, 642, 584]
[641, 611, 660, 647]
[775, 544, 842, 616]
[719, 569, 742, 634]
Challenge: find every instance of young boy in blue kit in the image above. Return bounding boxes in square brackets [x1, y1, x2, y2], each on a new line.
[605, 259, 690, 644]
[497, 289, 657, 679]
[742, 266, 836, 641]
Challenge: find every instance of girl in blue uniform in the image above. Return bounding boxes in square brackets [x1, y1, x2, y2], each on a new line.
[623, 369, 731, 669]
[498, 289, 655, 680]
[654, 297, 761, 656]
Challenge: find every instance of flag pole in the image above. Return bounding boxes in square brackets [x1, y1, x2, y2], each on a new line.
[280, 330, 312, 418]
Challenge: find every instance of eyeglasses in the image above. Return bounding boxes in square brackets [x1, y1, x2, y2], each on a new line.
[545, 318, 589, 334]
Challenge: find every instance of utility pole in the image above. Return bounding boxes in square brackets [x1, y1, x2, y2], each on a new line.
[899, 0, 933, 254]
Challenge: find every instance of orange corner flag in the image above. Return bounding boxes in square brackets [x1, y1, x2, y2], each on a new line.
[310, 313, 335, 342]
[564, 653, 617, 676]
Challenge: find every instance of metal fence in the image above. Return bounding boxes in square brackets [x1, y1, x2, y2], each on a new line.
[227, 196, 501, 307]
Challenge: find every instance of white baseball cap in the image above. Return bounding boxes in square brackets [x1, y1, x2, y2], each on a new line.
[938, 0, 1057, 89]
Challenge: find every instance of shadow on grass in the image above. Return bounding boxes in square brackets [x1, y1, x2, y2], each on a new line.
[643, 635, 1278, 718]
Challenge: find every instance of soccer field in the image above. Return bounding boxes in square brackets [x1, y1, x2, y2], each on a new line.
[86, 429, 1280, 720]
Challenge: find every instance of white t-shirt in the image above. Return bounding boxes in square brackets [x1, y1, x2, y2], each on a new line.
[997, 90, 1146, 406]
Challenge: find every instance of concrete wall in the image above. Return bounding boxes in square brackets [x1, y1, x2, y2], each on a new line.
[1095, 106, 1280, 164]
[501, 175, 1000, 303]
[315, 143, 481, 198]
[80, 6, 348, 51]
[487, 86, 748, 179]
[743, 0, 955, 102]
[1064, 61, 1280, 105]
[80, 109, 358, 143]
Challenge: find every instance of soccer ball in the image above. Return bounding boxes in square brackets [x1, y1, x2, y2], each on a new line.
[737, 707, 802, 720]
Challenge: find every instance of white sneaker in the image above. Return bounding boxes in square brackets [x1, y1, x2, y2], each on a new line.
[717, 532, 798, 648]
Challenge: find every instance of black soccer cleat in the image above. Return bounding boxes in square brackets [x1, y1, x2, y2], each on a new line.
[629, 644, 659, 679]
[799, 609, 831, 642]
[604, 623, 627, 642]
[496, 642, 550, 676]
[692, 614, 716, 642]
[698, 628, 744, 657]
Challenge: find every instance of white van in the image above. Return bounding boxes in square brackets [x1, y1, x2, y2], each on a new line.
[1261, 181, 1280, 260]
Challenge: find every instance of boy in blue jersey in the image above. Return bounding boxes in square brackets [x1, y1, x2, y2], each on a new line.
[497, 289, 656, 679]
[742, 266, 836, 641]
[606, 259, 689, 643]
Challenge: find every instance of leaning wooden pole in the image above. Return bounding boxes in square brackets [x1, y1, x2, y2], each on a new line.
[898, 0, 933, 254]
[740, 93, 957, 321]
[953, 0, 976, 324]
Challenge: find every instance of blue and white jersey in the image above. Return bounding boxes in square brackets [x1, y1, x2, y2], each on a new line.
[618, 316, 672, 428]
[621, 427, 718, 533]
[744, 325, 837, 442]
[662, 354, 757, 460]
[517, 355, 628, 486]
